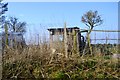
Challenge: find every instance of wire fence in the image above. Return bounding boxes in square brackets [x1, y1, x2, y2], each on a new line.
[80, 29, 120, 44]
[79, 29, 120, 54]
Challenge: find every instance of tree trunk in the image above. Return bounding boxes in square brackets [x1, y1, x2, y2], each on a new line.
[82, 28, 93, 56]
[87, 28, 93, 55]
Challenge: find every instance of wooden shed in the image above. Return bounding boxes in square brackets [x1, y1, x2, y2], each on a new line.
[48, 27, 86, 54]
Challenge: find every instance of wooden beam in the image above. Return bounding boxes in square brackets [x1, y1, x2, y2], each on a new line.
[80, 29, 120, 32]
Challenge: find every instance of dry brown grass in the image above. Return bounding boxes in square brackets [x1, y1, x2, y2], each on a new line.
[2, 39, 120, 79]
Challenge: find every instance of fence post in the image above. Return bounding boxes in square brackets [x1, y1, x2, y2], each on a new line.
[106, 36, 108, 44]
[64, 22, 68, 58]
[50, 32, 53, 49]
[73, 29, 77, 54]
[4, 23, 8, 48]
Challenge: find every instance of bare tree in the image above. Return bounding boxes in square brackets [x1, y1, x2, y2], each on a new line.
[0, 1, 8, 49]
[0, 0, 8, 26]
[8, 17, 26, 34]
[81, 10, 103, 55]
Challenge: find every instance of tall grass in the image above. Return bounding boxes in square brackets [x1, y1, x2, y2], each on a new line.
[2, 35, 120, 79]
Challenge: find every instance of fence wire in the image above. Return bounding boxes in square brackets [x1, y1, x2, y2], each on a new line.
[80, 29, 120, 44]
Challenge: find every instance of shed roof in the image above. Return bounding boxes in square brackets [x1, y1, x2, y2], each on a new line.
[47, 27, 80, 32]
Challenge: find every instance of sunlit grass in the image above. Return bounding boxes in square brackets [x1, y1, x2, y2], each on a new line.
[2, 42, 119, 79]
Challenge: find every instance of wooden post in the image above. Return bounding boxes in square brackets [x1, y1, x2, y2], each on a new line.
[37, 34, 39, 46]
[50, 31, 53, 49]
[64, 22, 68, 58]
[78, 31, 81, 53]
[49, 31, 54, 64]
[106, 36, 108, 44]
[76, 30, 80, 54]
[73, 29, 77, 54]
[4, 23, 8, 48]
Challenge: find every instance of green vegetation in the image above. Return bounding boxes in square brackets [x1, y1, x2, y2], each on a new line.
[2, 45, 120, 79]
